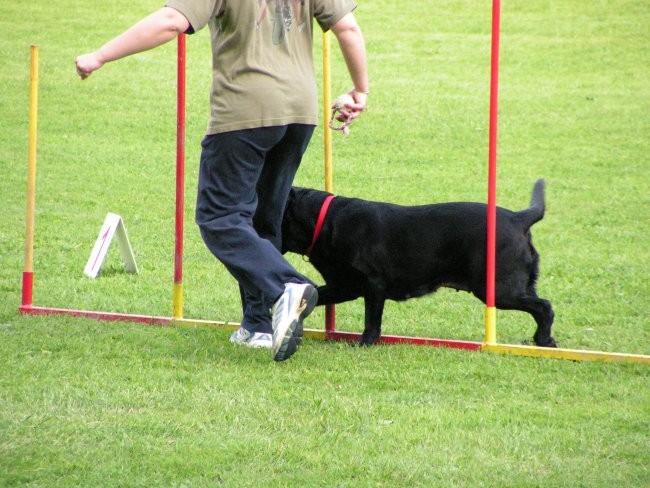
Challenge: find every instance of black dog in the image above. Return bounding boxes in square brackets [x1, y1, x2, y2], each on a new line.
[282, 180, 556, 347]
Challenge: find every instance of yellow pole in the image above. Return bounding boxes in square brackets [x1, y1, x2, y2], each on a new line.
[25, 45, 39, 272]
[22, 45, 39, 307]
[322, 32, 333, 193]
[322, 32, 337, 334]
[484, 306, 496, 344]
[172, 284, 184, 319]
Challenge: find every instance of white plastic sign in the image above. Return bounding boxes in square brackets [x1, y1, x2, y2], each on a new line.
[84, 213, 138, 278]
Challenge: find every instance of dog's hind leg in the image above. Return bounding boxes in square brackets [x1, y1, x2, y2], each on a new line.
[529, 297, 556, 347]
[496, 293, 556, 347]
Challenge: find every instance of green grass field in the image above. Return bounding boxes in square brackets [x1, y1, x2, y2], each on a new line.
[1, 1, 648, 486]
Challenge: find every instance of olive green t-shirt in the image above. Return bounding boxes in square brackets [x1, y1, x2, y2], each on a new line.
[165, 0, 356, 135]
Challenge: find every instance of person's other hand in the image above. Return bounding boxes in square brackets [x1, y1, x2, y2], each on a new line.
[75, 52, 104, 80]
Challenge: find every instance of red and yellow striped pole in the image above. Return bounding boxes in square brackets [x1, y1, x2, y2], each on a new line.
[485, 0, 501, 344]
[322, 32, 333, 193]
[173, 34, 186, 319]
[22, 45, 39, 308]
[322, 32, 336, 336]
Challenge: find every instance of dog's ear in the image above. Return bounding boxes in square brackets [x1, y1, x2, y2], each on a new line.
[281, 187, 298, 254]
[283, 187, 297, 211]
[281, 187, 317, 255]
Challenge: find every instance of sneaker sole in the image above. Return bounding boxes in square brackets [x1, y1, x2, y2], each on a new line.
[272, 285, 317, 362]
[231, 340, 272, 349]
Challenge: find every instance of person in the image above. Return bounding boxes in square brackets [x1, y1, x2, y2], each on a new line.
[76, 1, 368, 361]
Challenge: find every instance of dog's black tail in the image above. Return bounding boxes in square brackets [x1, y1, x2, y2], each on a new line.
[515, 179, 546, 230]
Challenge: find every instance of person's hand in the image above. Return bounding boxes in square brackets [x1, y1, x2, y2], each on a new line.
[75, 52, 104, 80]
[334, 88, 367, 122]
[330, 89, 367, 135]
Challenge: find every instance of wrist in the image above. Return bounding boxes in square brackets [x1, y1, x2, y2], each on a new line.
[94, 48, 110, 66]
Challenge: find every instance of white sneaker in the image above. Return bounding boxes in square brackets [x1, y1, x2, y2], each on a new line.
[230, 327, 272, 349]
[271, 283, 318, 361]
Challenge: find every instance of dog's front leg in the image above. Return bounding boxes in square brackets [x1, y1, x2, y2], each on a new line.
[360, 292, 385, 346]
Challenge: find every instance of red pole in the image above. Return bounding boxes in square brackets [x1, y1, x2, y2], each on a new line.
[485, 0, 500, 343]
[173, 34, 186, 318]
[325, 305, 336, 338]
[486, 0, 500, 308]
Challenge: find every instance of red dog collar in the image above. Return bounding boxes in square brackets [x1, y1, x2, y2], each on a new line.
[305, 194, 335, 258]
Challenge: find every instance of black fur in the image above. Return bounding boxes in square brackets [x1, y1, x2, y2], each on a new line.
[282, 179, 556, 347]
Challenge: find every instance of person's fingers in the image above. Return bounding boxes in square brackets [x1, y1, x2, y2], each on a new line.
[76, 58, 89, 79]
[343, 94, 366, 116]
[76, 67, 90, 80]
[75, 53, 102, 80]
[343, 104, 363, 115]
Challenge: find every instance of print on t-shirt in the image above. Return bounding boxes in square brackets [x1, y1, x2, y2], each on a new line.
[256, 0, 307, 44]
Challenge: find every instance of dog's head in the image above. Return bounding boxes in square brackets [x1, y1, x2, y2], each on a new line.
[282, 187, 331, 255]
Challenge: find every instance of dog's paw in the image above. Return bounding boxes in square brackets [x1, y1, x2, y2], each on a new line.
[358, 333, 380, 347]
[534, 336, 557, 348]
[522, 337, 558, 348]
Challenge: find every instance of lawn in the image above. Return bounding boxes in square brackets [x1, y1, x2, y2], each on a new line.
[1, 1, 648, 486]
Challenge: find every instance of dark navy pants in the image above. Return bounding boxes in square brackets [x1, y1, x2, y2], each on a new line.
[195, 125, 316, 334]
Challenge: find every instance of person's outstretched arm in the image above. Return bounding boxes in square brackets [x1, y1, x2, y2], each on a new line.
[331, 12, 369, 118]
[76, 7, 190, 79]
